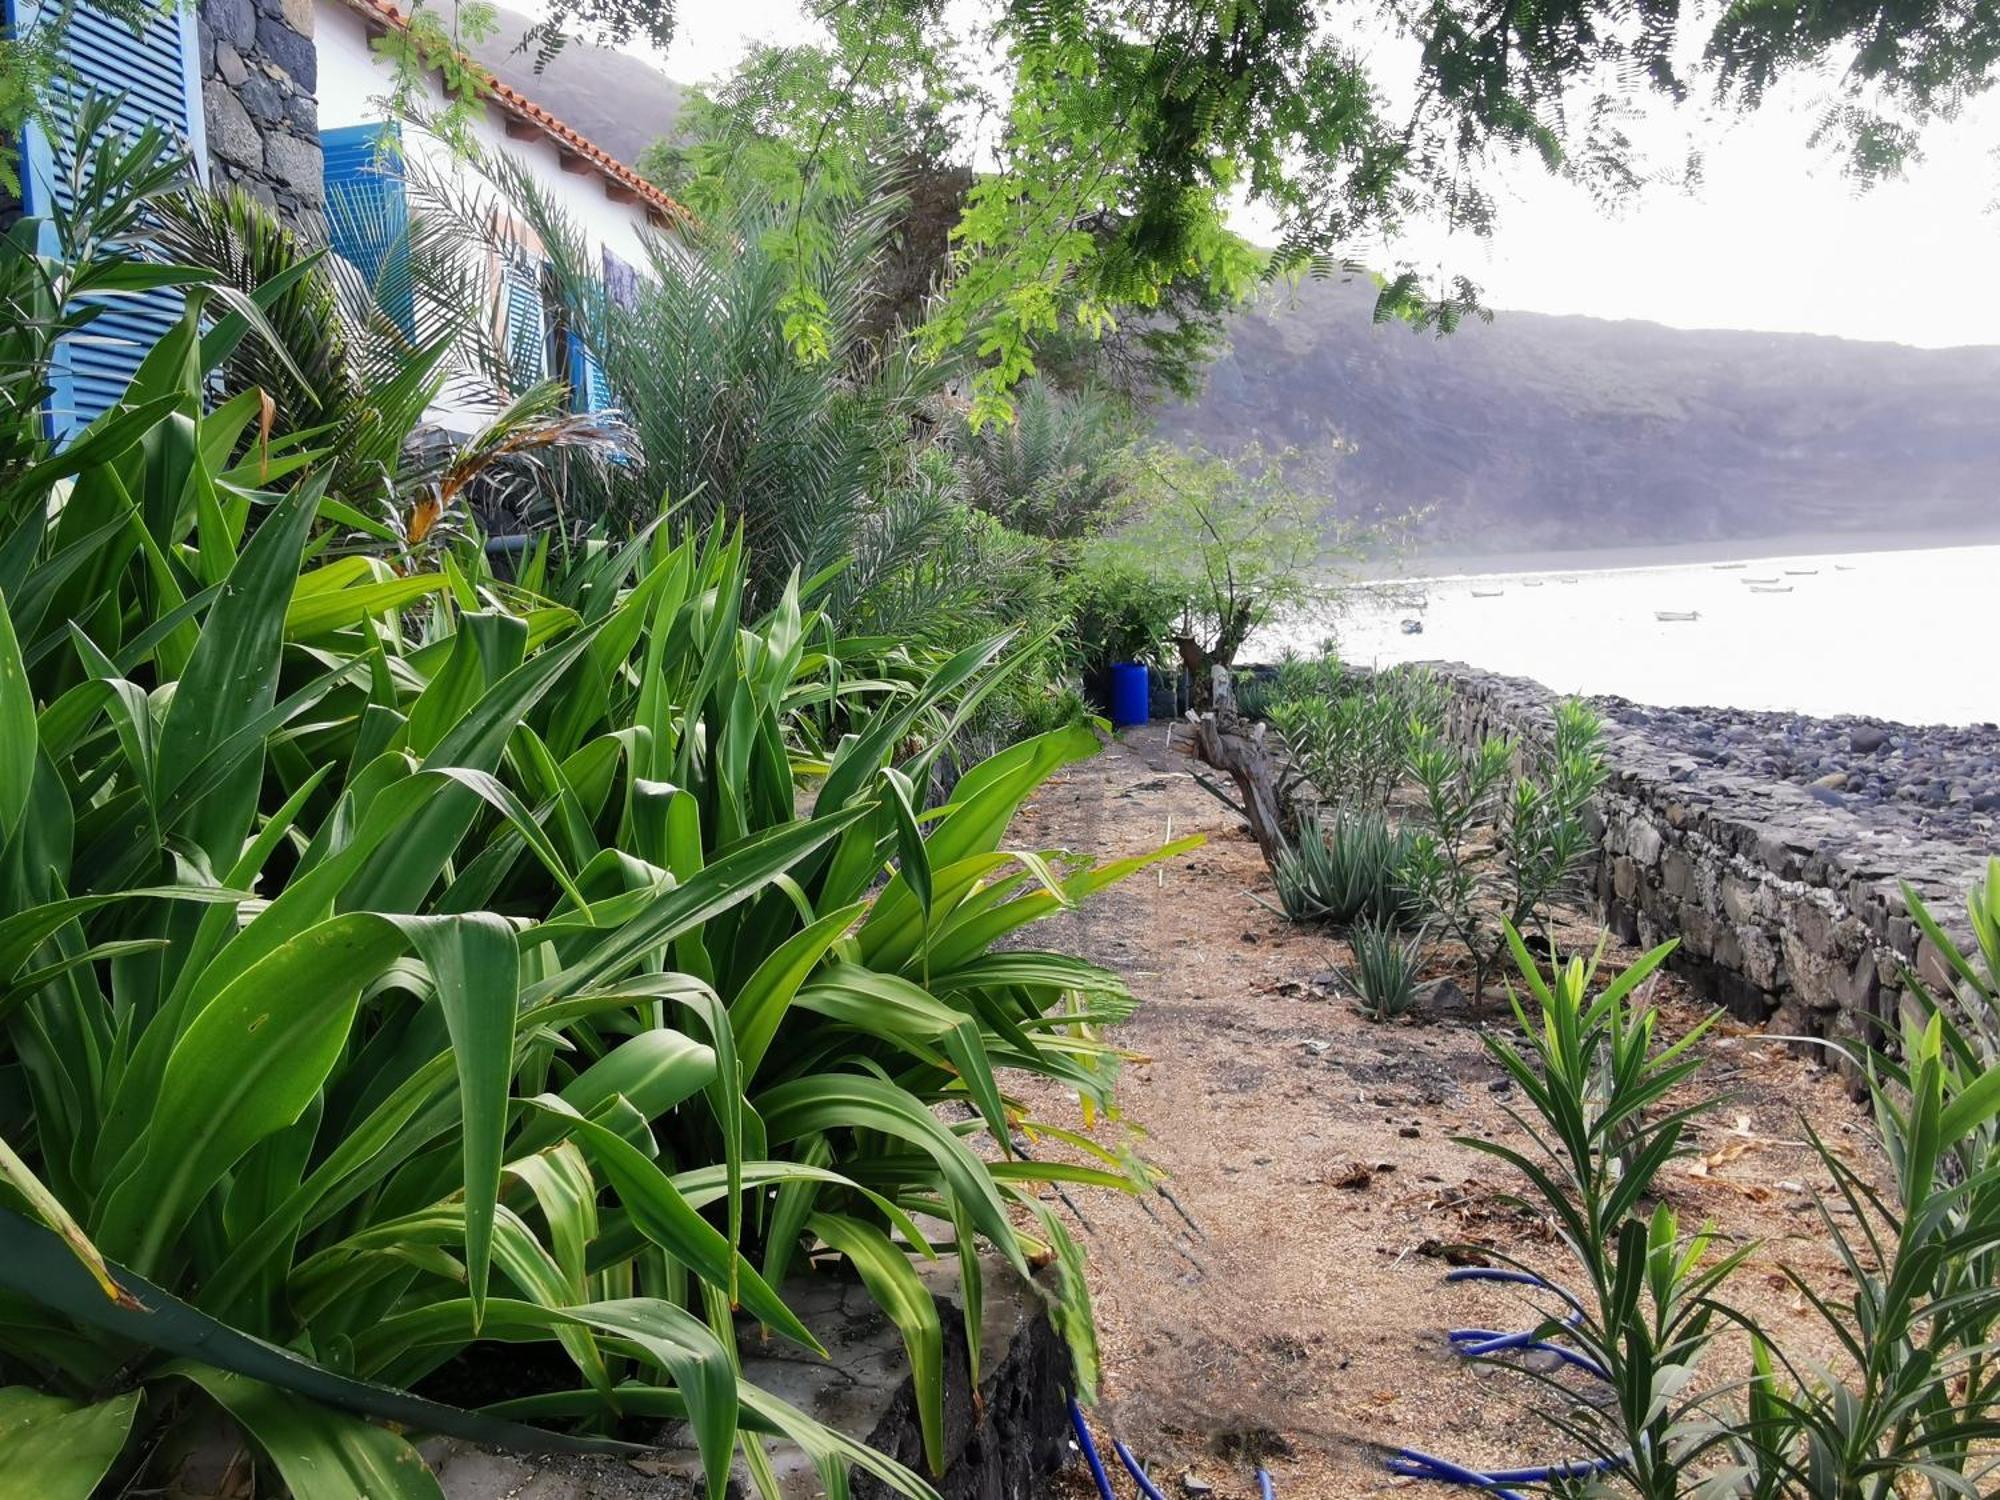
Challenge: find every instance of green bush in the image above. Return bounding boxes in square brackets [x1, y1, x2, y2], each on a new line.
[0, 200, 1197, 1499]
[1402, 698, 1606, 995]
[1066, 546, 1183, 670]
[1470, 894, 2000, 1499]
[1272, 661, 1448, 809]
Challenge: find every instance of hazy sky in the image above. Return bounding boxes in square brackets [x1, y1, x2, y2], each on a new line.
[629, 0, 2000, 349]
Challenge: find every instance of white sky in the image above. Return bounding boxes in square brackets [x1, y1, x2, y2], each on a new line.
[624, 0, 2000, 349]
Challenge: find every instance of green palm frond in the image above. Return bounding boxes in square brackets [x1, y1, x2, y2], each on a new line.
[412, 141, 956, 609]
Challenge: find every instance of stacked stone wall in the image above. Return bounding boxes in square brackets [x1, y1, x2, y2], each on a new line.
[1429, 665, 1987, 1071]
[198, 0, 322, 226]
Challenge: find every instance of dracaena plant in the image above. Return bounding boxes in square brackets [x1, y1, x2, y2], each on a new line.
[0, 211, 1194, 1498]
[1461, 930, 1751, 1499]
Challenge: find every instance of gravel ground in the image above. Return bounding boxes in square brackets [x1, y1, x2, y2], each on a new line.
[1591, 697, 1999, 850]
[1016, 726, 1882, 1500]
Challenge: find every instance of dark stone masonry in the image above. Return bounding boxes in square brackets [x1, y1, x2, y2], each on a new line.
[1429, 665, 1993, 1079]
[198, 0, 323, 227]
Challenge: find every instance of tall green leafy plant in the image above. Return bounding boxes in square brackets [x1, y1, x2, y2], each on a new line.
[1464, 932, 1749, 1498]
[1746, 865, 2000, 1497]
[0, 209, 1195, 1498]
[423, 147, 955, 611]
[1403, 700, 1606, 997]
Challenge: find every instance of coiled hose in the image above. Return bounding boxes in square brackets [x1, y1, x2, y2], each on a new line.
[1383, 1268, 1628, 1494]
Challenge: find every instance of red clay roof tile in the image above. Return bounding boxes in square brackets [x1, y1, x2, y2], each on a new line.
[332, 0, 691, 226]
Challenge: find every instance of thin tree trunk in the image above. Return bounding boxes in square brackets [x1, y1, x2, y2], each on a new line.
[1186, 666, 1288, 867]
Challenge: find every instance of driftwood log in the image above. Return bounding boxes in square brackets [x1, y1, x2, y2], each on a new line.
[1185, 666, 1289, 866]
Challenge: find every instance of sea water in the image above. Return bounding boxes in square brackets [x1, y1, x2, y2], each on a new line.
[1276, 543, 1999, 727]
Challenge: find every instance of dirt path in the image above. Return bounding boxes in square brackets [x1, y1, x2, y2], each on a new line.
[1013, 726, 1882, 1500]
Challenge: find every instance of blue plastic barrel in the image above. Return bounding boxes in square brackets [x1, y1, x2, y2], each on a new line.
[1109, 662, 1150, 728]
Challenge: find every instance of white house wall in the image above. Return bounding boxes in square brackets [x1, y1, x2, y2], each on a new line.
[316, 0, 658, 427]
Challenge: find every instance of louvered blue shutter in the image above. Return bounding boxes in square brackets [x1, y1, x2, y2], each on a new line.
[503, 252, 547, 389]
[566, 330, 612, 413]
[10, 0, 207, 438]
[322, 122, 414, 335]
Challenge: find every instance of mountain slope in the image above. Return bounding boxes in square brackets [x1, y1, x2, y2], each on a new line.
[1157, 279, 2000, 553]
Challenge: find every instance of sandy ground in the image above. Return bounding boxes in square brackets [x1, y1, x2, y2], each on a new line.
[1012, 724, 1886, 1500]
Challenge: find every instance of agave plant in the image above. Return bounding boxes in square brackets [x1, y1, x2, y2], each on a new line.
[1337, 917, 1426, 1019]
[1268, 808, 1418, 927]
[0, 209, 1195, 1497]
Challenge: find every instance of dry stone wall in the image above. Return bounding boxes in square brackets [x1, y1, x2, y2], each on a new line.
[198, 0, 323, 227]
[1429, 665, 1989, 1071]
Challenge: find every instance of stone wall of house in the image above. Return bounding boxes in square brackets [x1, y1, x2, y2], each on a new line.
[1427, 664, 1987, 1074]
[198, 0, 323, 226]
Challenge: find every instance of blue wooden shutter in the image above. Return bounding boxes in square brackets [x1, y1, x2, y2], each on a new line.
[566, 330, 612, 413]
[322, 122, 414, 335]
[503, 252, 546, 389]
[11, 0, 208, 437]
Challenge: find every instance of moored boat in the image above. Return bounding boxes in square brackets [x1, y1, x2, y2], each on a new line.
[1655, 610, 1700, 622]
[1749, 585, 1793, 594]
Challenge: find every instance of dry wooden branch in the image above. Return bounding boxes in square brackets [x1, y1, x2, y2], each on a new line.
[1185, 667, 1289, 866]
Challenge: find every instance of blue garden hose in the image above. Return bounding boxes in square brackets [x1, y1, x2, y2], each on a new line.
[1388, 1448, 1628, 1486]
[1448, 1326, 1610, 1381]
[1113, 1439, 1171, 1500]
[1379, 1269, 1627, 1494]
[1385, 1447, 1533, 1500]
[1067, 1395, 1279, 1500]
[1069, 1397, 1116, 1500]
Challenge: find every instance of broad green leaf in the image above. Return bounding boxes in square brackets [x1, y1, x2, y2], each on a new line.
[733, 901, 869, 1079]
[0, 1386, 142, 1499]
[810, 1213, 946, 1474]
[175, 1365, 443, 1500]
[93, 913, 410, 1272]
[527, 1100, 821, 1352]
[0, 590, 33, 843]
[0, 1209, 640, 1456]
[758, 1074, 1026, 1278]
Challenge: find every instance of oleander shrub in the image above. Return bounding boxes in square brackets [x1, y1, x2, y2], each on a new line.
[0, 177, 1195, 1500]
[1402, 697, 1606, 995]
[1463, 888, 2000, 1499]
[1268, 658, 1447, 809]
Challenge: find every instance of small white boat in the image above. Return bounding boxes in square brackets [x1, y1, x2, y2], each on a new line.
[1712, 562, 1747, 570]
[1655, 610, 1700, 622]
[1834, 564, 1857, 572]
[1750, 585, 1793, 594]
[1784, 568, 1818, 576]
[1522, 579, 1544, 588]
[1742, 576, 1780, 584]
[1470, 588, 1504, 598]
[1558, 576, 1578, 584]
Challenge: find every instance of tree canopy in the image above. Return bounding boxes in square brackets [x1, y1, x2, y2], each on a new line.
[9, 0, 1998, 414]
[618, 0, 2000, 421]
